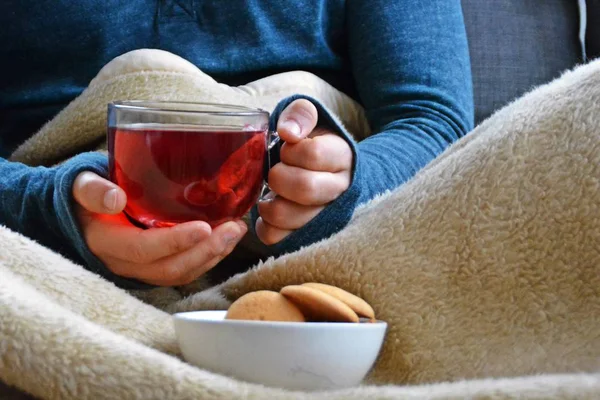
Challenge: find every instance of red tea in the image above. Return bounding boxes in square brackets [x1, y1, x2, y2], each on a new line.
[108, 124, 266, 228]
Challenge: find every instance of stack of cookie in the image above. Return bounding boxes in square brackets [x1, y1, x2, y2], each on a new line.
[225, 283, 376, 323]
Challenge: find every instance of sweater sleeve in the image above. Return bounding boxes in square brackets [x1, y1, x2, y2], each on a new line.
[0, 153, 151, 289]
[252, 0, 474, 255]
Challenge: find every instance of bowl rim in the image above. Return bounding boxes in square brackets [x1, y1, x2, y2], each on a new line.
[173, 310, 388, 330]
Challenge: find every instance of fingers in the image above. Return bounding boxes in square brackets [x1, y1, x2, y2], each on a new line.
[277, 99, 318, 144]
[98, 221, 247, 287]
[73, 171, 127, 214]
[85, 215, 212, 264]
[257, 195, 324, 230]
[255, 217, 293, 246]
[268, 164, 351, 206]
[258, 100, 355, 246]
[279, 132, 353, 172]
[141, 221, 247, 286]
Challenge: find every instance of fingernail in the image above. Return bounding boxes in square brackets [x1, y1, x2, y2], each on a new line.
[103, 189, 118, 211]
[222, 229, 242, 248]
[236, 220, 248, 232]
[281, 120, 301, 138]
[222, 235, 238, 250]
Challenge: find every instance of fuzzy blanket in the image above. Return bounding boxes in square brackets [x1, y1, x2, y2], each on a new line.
[1, 49, 599, 399]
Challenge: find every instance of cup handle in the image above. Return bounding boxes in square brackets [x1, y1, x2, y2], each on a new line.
[260, 131, 280, 201]
[267, 130, 280, 151]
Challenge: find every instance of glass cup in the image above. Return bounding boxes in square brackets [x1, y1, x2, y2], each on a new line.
[107, 101, 279, 228]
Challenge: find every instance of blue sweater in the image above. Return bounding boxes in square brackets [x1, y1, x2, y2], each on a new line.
[0, 0, 473, 289]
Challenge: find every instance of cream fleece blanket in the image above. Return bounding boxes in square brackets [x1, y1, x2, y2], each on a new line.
[1, 49, 599, 399]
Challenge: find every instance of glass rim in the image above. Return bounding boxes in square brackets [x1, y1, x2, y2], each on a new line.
[108, 100, 269, 117]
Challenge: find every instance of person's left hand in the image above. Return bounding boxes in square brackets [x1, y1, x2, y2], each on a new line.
[256, 99, 353, 245]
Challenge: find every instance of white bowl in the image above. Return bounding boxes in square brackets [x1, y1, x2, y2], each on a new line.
[173, 310, 387, 391]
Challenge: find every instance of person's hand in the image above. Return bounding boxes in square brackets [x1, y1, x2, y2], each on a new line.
[72, 172, 247, 286]
[256, 99, 353, 245]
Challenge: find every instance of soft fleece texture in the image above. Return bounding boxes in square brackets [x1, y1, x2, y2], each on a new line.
[1, 50, 599, 399]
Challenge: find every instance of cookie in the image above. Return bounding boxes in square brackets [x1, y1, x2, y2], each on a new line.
[225, 290, 305, 322]
[280, 285, 360, 323]
[302, 282, 375, 319]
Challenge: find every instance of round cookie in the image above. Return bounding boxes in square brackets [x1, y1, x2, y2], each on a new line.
[225, 290, 305, 322]
[302, 282, 375, 319]
[280, 285, 360, 323]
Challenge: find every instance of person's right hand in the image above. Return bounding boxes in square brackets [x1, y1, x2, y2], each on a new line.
[72, 171, 247, 287]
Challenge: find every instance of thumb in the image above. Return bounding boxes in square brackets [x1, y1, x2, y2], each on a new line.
[72, 171, 127, 214]
[276, 99, 318, 144]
